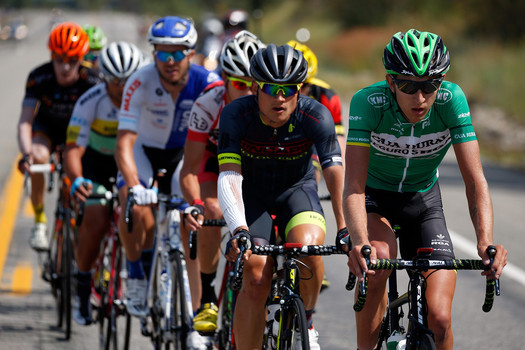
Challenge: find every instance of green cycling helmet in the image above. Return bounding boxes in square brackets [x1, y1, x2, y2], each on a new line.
[83, 24, 107, 50]
[383, 29, 450, 77]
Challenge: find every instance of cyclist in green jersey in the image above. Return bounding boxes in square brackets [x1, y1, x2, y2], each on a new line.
[341, 29, 507, 350]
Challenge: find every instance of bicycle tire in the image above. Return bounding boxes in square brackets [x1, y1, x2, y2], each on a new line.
[218, 264, 236, 350]
[277, 297, 309, 350]
[109, 246, 132, 350]
[412, 332, 436, 350]
[149, 250, 164, 349]
[48, 220, 63, 329]
[167, 250, 189, 350]
[62, 216, 73, 340]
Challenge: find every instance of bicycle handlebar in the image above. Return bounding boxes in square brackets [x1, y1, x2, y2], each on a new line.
[189, 219, 227, 260]
[353, 245, 500, 313]
[229, 242, 346, 291]
[76, 190, 118, 226]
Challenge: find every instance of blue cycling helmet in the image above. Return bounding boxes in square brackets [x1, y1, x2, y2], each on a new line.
[147, 16, 198, 48]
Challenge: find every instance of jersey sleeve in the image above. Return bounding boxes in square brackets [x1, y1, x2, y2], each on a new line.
[217, 101, 243, 166]
[437, 82, 477, 144]
[187, 85, 224, 144]
[308, 101, 343, 169]
[21, 68, 41, 109]
[66, 85, 100, 147]
[118, 73, 144, 132]
[346, 87, 379, 147]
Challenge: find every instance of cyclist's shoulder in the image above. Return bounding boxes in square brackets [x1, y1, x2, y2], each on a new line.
[188, 64, 222, 86]
[194, 83, 226, 110]
[296, 95, 332, 120]
[351, 81, 392, 108]
[434, 80, 467, 106]
[221, 95, 258, 121]
[26, 61, 54, 84]
[75, 83, 107, 108]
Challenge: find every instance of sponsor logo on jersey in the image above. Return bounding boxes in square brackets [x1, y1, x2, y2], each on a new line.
[123, 79, 142, 112]
[349, 115, 362, 121]
[434, 88, 453, 104]
[458, 112, 470, 118]
[189, 111, 210, 131]
[367, 93, 387, 107]
[454, 132, 476, 139]
[370, 130, 451, 157]
[155, 88, 163, 96]
[207, 72, 220, 83]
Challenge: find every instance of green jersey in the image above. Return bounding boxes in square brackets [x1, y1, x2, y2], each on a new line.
[347, 80, 476, 192]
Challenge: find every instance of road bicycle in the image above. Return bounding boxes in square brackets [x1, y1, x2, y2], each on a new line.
[30, 150, 76, 340]
[353, 244, 500, 350]
[78, 188, 131, 350]
[230, 235, 346, 350]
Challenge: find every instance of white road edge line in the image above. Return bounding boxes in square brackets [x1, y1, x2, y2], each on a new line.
[450, 230, 525, 287]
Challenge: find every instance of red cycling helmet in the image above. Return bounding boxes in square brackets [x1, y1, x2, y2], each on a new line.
[48, 22, 90, 58]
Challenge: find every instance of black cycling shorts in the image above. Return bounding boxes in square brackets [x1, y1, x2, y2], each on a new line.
[365, 181, 454, 260]
[244, 176, 324, 244]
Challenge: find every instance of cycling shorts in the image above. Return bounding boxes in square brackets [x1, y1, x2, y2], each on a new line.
[116, 143, 184, 196]
[244, 177, 325, 244]
[32, 121, 67, 151]
[365, 181, 455, 260]
[198, 149, 219, 184]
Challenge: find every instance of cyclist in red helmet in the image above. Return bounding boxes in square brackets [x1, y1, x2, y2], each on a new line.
[17, 21, 102, 251]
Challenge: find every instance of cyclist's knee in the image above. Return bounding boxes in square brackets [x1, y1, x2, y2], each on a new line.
[204, 198, 222, 219]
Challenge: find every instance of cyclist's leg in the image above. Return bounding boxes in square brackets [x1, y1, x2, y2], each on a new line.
[233, 253, 274, 349]
[30, 133, 52, 220]
[194, 181, 222, 331]
[356, 213, 397, 350]
[424, 269, 456, 350]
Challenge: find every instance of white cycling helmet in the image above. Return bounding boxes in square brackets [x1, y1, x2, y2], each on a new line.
[147, 16, 198, 48]
[99, 41, 144, 79]
[219, 30, 265, 77]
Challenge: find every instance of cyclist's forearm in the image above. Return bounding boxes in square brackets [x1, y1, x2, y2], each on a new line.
[63, 145, 85, 181]
[323, 164, 345, 230]
[343, 191, 369, 246]
[466, 178, 494, 248]
[115, 130, 140, 187]
[17, 120, 33, 156]
[180, 171, 201, 204]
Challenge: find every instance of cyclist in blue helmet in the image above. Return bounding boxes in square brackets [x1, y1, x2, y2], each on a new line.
[115, 15, 221, 349]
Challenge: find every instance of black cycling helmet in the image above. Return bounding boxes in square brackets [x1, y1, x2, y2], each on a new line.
[250, 44, 307, 84]
[383, 29, 450, 77]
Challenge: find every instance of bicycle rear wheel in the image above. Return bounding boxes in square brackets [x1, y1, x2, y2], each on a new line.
[218, 263, 236, 350]
[166, 250, 190, 350]
[277, 297, 309, 350]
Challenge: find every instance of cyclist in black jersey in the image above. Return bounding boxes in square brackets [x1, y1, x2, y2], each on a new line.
[342, 29, 507, 350]
[218, 44, 346, 350]
[17, 22, 102, 252]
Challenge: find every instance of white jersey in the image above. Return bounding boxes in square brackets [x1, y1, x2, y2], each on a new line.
[118, 63, 221, 150]
[66, 83, 118, 156]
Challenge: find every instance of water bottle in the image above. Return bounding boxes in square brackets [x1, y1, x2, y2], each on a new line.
[387, 331, 406, 350]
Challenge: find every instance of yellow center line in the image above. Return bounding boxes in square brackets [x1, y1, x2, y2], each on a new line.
[0, 159, 25, 283]
[11, 263, 33, 295]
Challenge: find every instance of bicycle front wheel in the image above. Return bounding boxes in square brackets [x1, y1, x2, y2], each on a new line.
[277, 297, 309, 350]
[61, 217, 73, 340]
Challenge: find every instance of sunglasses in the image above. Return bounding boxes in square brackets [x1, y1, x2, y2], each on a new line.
[52, 52, 80, 64]
[227, 76, 253, 90]
[105, 76, 127, 86]
[257, 82, 301, 98]
[154, 49, 191, 63]
[84, 52, 99, 63]
[391, 75, 443, 95]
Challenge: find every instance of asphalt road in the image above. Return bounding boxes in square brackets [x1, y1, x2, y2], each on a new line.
[0, 9, 524, 350]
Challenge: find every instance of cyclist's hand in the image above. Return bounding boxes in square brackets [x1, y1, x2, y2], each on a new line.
[70, 176, 93, 202]
[18, 154, 32, 174]
[183, 200, 205, 231]
[479, 244, 507, 280]
[225, 229, 252, 262]
[132, 184, 158, 205]
[348, 242, 377, 282]
[335, 227, 351, 252]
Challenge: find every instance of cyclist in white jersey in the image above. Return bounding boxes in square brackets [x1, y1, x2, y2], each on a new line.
[342, 29, 507, 350]
[114, 17, 221, 348]
[180, 30, 265, 333]
[64, 41, 144, 326]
